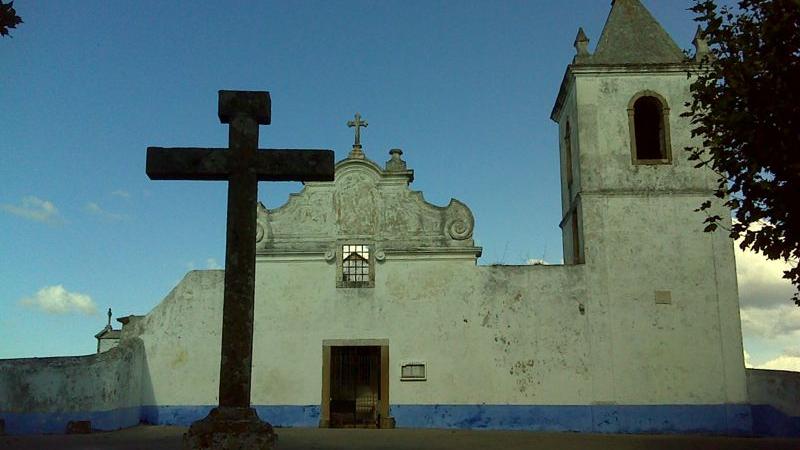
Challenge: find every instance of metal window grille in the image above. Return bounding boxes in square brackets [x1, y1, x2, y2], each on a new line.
[343, 245, 370, 282]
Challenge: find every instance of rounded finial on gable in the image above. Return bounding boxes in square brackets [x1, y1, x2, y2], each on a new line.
[386, 148, 407, 172]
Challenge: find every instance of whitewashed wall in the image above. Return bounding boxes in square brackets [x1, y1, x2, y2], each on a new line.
[250, 258, 588, 406]
[128, 251, 744, 409]
[0, 339, 143, 434]
[567, 68, 747, 406]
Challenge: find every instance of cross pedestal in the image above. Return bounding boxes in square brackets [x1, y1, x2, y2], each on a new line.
[146, 91, 334, 450]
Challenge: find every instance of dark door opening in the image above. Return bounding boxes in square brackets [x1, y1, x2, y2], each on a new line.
[329, 346, 381, 428]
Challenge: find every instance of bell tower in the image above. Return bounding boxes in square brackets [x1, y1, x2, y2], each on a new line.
[551, 0, 716, 265]
[550, 0, 749, 422]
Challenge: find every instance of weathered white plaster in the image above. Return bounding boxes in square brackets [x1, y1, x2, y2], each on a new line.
[0, 339, 143, 413]
[552, 64, 748, 406]
[97, 337, 119, 354]
[129, 270, 226, 406]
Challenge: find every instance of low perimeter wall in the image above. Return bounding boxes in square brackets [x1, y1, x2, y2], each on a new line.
[2, 347, 799, 436]
[747, 368, 800, 437]
[0, 339, 144, 434]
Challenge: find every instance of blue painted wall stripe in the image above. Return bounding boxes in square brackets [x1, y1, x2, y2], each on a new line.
[139, 405, 321, 428]
[751, 405, 800, 438]
[390, 404, 753, 435]
[1, 406, 141, 435]
[254, 405, 321, 427]
[139, 405, 213, 426]
[2, 403, 797, 436]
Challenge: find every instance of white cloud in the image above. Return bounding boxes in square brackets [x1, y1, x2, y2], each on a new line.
[186, 258, 223, 271]
[740, 305, 800, 339]
[20, 285, 97, 315]
[744, 349, 753, 368]
[756, 353, 800, 372]
[735, 239, 797, 308]
[526, 258, 549, 266]
[1, 196, 61, 223]
[111, 190, 131, 199]
[85, 202, 127, 221]
[785, 347, 800, 358]
[734, 223, 800, 368]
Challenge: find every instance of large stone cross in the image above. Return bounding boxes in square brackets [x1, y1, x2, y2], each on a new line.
[146, 91, 334, 448]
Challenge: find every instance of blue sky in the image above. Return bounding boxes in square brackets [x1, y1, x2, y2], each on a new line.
[2, 0, 797, 369]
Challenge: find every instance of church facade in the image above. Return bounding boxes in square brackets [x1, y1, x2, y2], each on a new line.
[2, 0, 798, 437]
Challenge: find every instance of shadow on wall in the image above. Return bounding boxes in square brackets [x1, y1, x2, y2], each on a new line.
[747, 368, 800, 437]
[136, 346, 215, 426]
[139, 345, 155, 416]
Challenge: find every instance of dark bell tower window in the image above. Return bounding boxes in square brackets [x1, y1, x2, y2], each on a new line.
[564, 122, 574, 197]
[634, 97, 664, 159]
[628, 92, 672, 164]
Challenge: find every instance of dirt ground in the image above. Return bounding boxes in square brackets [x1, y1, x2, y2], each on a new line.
[1, 425, 798, 450]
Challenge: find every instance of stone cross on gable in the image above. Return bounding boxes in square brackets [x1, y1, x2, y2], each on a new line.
[347, 112, 368, 147]
[146, 91, 334, 449]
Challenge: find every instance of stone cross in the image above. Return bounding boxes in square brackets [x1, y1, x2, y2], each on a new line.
[146, 91, 334, 448]
[347, 112, 368, 147]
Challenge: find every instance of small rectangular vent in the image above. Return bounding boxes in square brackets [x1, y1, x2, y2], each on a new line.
[401, 362, 426, 381]
[655, 290, 672, 305]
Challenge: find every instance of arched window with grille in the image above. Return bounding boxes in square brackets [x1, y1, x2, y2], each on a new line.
[628, 91, 672, 164]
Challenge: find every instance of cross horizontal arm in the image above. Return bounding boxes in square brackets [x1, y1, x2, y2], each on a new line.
[147, 147, 230, 180]
[146, 147, 335, 182]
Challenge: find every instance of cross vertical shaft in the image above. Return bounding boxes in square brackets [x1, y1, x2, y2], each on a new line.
[219, 113, 259, 407]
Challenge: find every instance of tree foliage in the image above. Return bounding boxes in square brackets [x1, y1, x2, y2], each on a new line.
[0, 0, 22, 37]
[686, 0, 800, 305]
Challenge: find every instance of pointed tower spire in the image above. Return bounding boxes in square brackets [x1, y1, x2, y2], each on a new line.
[692, 25, 711, 62]
[592, 0, 685, 65]
[573, 27, 591, 64]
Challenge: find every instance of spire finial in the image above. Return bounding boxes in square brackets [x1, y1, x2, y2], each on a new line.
[693, 25, 711, 62]
[106, 308, 112, 328]
[573, 27, 591, 63]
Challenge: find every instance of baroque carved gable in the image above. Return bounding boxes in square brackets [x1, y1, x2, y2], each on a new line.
[256, 156, 478, 255]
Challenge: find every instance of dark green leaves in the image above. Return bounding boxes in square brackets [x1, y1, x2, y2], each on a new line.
[687, 0, 800, 305]
[0, 0, 22, 38]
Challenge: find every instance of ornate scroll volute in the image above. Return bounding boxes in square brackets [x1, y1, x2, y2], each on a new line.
[444, 199, 474, 241]
[256, 202, 271, 248]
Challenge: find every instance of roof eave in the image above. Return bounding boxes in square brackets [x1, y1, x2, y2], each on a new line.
[550, 66, 574, 123]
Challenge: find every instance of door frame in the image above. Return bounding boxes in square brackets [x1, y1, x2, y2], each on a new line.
[320, 339, 390, 428]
